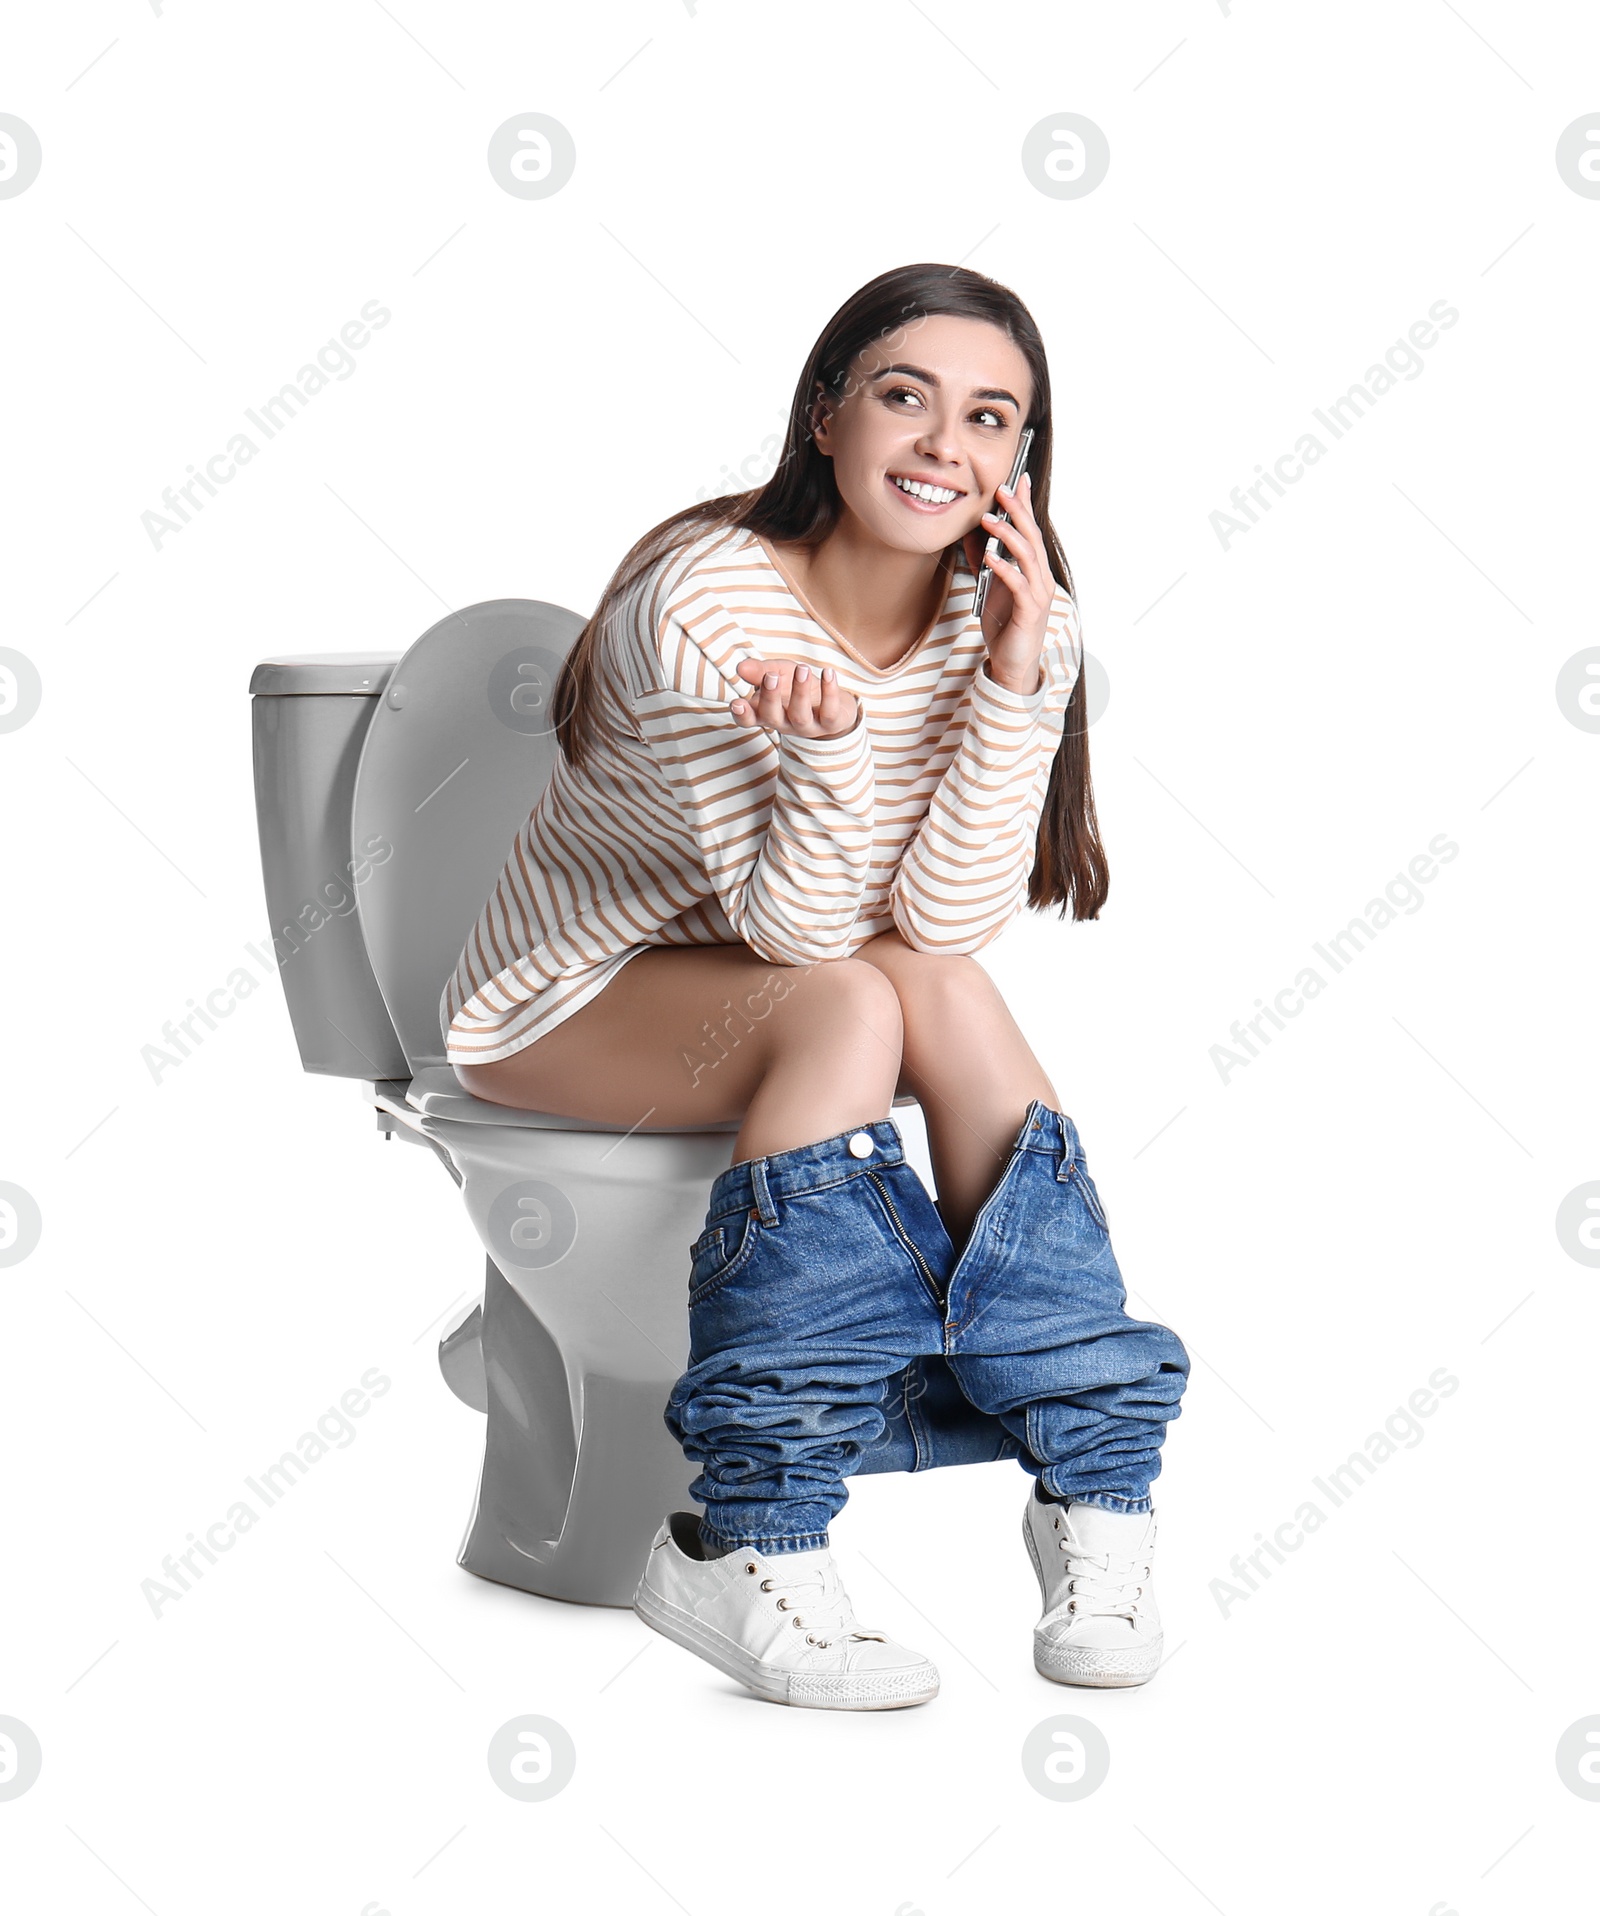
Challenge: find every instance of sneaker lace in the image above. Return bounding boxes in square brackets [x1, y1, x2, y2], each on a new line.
[748, 1559, 882, 1651]
[1055, 1530, 1150, 1622]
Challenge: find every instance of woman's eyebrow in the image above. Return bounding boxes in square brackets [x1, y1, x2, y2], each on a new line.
[870, 362, 1021, 409]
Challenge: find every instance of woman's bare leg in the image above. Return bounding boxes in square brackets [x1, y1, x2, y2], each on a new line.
[453, 947, 904, 1164]
[854, 928, 1059, 1254]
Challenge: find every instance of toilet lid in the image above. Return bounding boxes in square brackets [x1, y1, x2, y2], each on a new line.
[350, 598, 586, 1072]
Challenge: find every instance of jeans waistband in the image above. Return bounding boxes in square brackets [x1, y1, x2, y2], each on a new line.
[706, 1115, 909, 1226]
[1017, 1098, 1088, 1175]
[706, 1098, 1090, 1229]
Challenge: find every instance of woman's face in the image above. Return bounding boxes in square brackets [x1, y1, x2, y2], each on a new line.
[812, 313, 1035, 558]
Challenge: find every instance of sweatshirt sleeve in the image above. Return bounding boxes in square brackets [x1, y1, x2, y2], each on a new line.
[889, 587, 1083, 956]
[626, 600, 879, 967]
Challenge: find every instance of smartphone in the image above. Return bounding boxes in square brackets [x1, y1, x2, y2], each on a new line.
[972, 426, 1035, 621]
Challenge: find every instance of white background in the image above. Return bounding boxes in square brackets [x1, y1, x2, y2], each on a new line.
[3, 2, 1597, 1911]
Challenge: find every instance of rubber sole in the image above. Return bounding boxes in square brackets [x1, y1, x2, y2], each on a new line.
[1021, 1504, 1162, 1689]
[633, 1579, 940, 1711]
[1032, 1638, 1163, 1687]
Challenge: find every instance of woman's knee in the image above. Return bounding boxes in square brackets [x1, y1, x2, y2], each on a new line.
[870, 951, 1028, 1092]
[766, 955, 905, 1056]
[876, 947, 1001, 1027]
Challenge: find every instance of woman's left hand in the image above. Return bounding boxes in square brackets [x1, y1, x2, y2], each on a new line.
[961, 470, 1052, 696]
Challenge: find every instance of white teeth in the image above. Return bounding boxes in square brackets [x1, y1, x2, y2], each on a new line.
[892, 476, 959, 504]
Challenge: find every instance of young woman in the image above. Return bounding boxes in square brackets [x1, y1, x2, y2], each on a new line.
[443, 263, 1189, 1713]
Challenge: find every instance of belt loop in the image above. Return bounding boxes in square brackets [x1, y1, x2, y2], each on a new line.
[1051, 1105, 1074, 1183]
[1065, 1110, 1086, 1178]
[750, 1156, 778, 1224]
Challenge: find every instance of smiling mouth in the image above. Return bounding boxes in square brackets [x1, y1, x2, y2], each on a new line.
[887, 473, 965, 511]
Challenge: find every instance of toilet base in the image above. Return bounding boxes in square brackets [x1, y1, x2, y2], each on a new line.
[453, 1257, 698, 1609]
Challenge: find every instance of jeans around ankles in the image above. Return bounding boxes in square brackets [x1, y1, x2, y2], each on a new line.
[660, 1101, 1189, 1555]
[941, 1100, 1190, 1518]
[661, 1116, 971, 1556]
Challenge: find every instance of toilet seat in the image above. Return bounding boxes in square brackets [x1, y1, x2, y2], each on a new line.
[402, 1064, 743, 1134]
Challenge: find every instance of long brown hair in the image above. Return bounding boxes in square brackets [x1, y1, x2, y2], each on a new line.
[551, 261, 1107, 920]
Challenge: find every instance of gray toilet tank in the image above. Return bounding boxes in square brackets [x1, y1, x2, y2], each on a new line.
[250, 653, 410, 1081]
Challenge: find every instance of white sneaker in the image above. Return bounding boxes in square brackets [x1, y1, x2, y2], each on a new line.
[633, 1512, 940, 1711]
[1022, 1489, 1164, 1688]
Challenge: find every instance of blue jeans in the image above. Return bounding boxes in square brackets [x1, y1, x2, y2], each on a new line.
[661, 1099, 1189, 1555]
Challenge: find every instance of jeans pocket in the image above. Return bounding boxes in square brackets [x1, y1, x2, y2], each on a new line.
[687, 1208, 758, 1305]
[1071, 1161, 1110, 1235]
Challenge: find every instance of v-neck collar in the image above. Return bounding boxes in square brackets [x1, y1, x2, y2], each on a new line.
[750, 531, 967, 680]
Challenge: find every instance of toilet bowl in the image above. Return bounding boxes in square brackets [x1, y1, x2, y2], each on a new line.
[249, 600, 949, 1608]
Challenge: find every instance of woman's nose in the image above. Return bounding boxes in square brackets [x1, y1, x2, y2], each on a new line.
[914, 415, 963, 468]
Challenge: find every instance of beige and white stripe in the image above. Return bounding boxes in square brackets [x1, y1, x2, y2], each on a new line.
[441, 522, 1082, 1065]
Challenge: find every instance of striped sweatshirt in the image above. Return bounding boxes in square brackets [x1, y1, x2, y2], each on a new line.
[441, 522, 1083, 1066]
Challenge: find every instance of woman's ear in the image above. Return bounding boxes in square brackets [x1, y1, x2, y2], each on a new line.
[808, 381, 835, 456]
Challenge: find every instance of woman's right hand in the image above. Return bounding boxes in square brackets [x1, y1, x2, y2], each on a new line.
[730, 657, 861, 739]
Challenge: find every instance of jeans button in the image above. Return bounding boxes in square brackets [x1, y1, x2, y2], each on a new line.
[847, 1131, 874, 1158]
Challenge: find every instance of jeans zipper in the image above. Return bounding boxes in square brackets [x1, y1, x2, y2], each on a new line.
[867, 1169, 945, 1303]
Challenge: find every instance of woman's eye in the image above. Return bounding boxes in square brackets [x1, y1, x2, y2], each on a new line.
[881, 386, 1007, 430]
